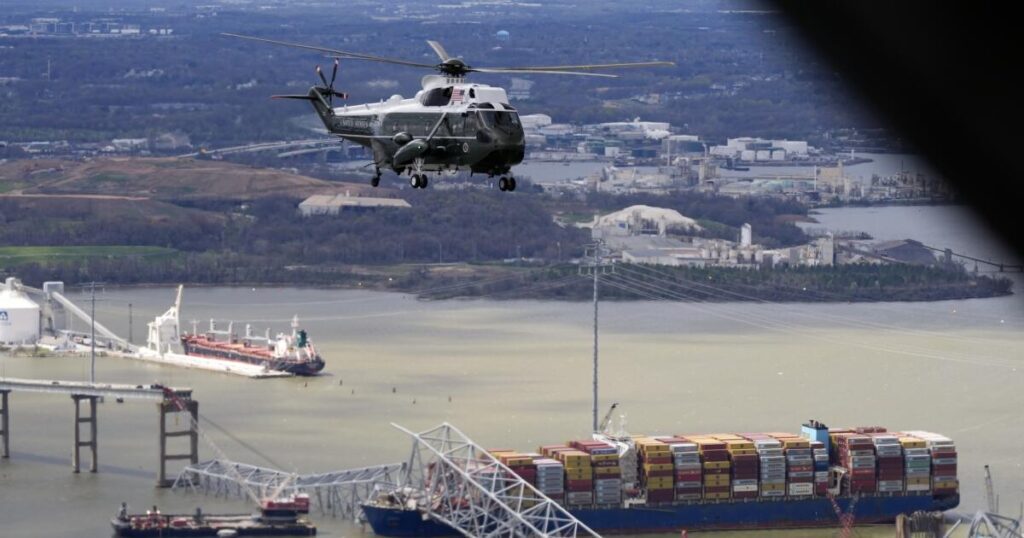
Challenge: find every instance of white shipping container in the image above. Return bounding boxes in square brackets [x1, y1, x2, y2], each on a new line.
[788, 483, 814, 496]
[732, 484, 758, 493]
[566, 492, 593, 504]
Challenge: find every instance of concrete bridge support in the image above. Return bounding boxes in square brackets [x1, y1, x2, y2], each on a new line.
[71, 394, 98, 473]
[157, 399, 198, 488]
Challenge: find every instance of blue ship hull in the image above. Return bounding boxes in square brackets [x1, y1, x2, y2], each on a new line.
[361, 494, 959, 536]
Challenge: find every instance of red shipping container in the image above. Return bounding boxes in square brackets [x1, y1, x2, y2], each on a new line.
[566, 479, 593, 491]
[644, 455, 672, 465]
[511, 469, 537, 482]
[647, 489, 675, 502]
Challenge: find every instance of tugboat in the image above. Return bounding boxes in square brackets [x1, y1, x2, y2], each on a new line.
[111, 494, 316, 537]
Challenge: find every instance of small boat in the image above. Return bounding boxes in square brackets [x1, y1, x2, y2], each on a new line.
[111, 494, 316, 537]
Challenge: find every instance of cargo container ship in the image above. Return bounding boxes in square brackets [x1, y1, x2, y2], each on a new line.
[111, 494, 316, 536]
[180, 315, 325, 376]
[361, 422, 959, 535]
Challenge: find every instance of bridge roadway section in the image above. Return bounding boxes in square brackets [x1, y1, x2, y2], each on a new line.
[0, 377, 196, 484]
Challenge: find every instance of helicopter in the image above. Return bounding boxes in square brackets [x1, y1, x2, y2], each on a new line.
[225, 33, 673, 191]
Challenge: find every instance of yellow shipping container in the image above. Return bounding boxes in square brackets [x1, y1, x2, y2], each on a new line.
[781, 439, 810, 449]
[643, 463, 674, 473]
[591, 454, 619, 463]
[704, 492, 731, 500]
[638, 444, 670, 455]
[565, 469, 594, 479]
[906, 477, 930, 485]
[594, 466, 621, 476]
[559, 451, 591, 468]
[727, 449, 757, 456]
[761, 483, 785, 491]
[899, 437, 926, 449]
[725, 440, 754, 450]
[646, 478, 674, 489]
[933, 480, 958, 489]
[704, 461, 731, 470]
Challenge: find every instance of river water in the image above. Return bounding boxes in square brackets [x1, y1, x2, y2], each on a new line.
[1, 205, 1022, 538]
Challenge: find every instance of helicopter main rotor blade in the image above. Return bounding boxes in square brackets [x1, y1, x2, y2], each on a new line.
[329, 58, 339, 87]
[222, 33, 437, 69]
[472, 68, 618, 78]
[479, 60, 675, 72]
[426, 40, 451, 62]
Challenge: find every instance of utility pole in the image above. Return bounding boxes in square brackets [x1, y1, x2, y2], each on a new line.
[579, 240, 612, 432]
[128, 303, 133, 346]
[90, 282, 96, 384]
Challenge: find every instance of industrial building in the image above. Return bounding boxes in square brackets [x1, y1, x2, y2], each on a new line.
[298, 193, 411, 216]
[0, 277, 40, 344]
[710, 137, 811, 162]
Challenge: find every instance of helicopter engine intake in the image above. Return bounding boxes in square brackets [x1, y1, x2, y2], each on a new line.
[392, 139, 430, 166]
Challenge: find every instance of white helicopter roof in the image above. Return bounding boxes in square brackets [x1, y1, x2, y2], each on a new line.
[333, 75, 514, 116]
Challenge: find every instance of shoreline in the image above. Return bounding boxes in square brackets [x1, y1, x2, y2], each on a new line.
[47, 263, 1013, 304]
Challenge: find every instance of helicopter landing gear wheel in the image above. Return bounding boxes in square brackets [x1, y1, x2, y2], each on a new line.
[508, 177, 517, 192]
[410, 174, 429, 189]
[371, 175, 381, 187]
[498, 177, 509, 191]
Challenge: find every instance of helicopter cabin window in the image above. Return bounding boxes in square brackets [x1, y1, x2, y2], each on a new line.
[420, 86, 454, 107]
[445, 115, 464, 136]
[461, 112, 478, 135]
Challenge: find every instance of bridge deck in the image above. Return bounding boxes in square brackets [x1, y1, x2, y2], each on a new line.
[0, 377, 191, 401]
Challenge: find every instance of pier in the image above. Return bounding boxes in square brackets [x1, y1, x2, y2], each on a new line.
[0, 377, 197, 484]
[922, 244, 1024, 273]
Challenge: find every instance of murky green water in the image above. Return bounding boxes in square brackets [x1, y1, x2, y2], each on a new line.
[1, 206, 1021, 537]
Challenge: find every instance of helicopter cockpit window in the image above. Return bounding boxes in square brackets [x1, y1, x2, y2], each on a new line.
[421, 86, 453, 106]
[478, 110, 520, 132]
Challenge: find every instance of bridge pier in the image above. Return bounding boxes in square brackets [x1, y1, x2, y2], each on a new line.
[157, 399, 198, 488]
[71, 394, 98, 473]
[1, 390, 10, 458]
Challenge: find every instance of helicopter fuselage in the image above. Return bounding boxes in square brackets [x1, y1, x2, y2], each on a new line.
[308, 77, 525, 178]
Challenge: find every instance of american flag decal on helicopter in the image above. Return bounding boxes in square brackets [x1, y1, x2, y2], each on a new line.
[451, 87, 464, 103]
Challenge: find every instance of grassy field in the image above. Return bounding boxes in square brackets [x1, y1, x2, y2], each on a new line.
[0, 245, 177, 264]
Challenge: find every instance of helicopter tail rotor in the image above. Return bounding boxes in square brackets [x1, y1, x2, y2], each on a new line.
[316, 59, 348, 106]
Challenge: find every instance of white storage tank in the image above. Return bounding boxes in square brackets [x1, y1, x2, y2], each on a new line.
[0, 277, 40, 344]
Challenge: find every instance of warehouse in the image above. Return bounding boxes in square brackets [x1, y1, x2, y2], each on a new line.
[298, 193, 411, 216]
